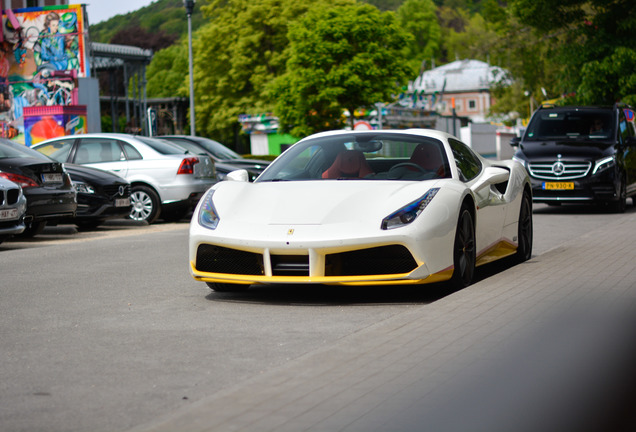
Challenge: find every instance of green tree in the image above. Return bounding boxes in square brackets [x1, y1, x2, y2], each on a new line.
[511, 0, 636, 104]
[192, 0, 332, 143]
[445, 13, 498, 62]
[577, 47, 636, 106]
[146, 42, 189, 98]
[270, 3, 412, 137]
[396, 0, 441, 75]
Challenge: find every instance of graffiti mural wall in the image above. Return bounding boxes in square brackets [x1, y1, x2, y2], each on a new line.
[1, 4, 88, 143]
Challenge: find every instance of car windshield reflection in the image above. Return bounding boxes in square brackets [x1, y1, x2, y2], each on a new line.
[257, 132, 451, 182]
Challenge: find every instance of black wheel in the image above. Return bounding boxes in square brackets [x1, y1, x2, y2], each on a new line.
[206, 282, 249, 292]
[608, 179, 626, 213]
[515, 191, 533, 263]
[20, 220, 47, 238]
[130, 185, 161, 224]
[450, 207, 476, 288]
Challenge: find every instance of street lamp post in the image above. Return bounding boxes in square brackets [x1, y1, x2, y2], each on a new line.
[184, 0, 196, 136]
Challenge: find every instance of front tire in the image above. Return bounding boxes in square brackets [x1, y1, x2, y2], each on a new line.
[206, 282, 249, 292]
[450, 207, 476, 288]
[130, 185, 161, 224]
[514, 191, 533, 263]
[20, 220, 47, 238]
[608, 179, 627, 213]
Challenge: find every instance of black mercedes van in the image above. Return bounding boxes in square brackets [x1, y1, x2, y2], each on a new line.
[510, 104, 636, 212]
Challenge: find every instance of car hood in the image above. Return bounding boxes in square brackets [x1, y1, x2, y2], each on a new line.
[211, 179, 443, 226]
[63, 164, 128, 184]
[220, 158, 270, 170]
[519, 139, 614, 159]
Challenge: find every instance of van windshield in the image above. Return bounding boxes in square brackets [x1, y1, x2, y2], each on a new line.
[524, 110, 614, 141]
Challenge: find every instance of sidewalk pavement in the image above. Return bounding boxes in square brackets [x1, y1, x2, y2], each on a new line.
[131, 213, 636, 432]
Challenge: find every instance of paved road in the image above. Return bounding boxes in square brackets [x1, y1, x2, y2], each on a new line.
[1, 203, 635, 431]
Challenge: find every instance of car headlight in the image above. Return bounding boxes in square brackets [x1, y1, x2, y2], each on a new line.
[73, 181, 95, 194]
[198, 189, 220, 229]
[592, 156, 615, 174]
[382, 188, 440, 230]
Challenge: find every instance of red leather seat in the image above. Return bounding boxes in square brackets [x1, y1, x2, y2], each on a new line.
[322, 150, 374, 179]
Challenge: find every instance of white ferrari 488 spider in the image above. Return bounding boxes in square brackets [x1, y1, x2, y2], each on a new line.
[189, 129, 532, 291]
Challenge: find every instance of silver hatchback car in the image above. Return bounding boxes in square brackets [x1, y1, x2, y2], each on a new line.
[33, 133, 216, 223]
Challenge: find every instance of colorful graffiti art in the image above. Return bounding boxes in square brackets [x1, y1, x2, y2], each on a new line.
[0, 5, 88, 142]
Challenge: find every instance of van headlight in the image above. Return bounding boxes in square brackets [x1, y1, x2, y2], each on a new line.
[512, 155, 526, 168]
[592, 156, 615, 174]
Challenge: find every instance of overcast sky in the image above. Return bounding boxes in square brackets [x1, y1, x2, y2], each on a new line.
[70, 0, 156, 25]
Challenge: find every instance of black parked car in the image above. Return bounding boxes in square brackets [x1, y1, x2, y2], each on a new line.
[0, 139, 77, 236]
[511, 104, 636, 212]
[60, 164, 131, 229]
[160, 135, 270, 181]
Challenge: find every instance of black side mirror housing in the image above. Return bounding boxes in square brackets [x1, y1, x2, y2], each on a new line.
[510, 136, 521, 147]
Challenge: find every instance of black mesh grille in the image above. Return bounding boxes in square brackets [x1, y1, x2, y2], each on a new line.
[325, 245, 417, 276]
[6, 188, 19, 204]
[271, 255, 309, 276]
[196, 244, 264, 275]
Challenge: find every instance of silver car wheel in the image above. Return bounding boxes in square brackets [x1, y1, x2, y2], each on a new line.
[129, 186, 160, 223]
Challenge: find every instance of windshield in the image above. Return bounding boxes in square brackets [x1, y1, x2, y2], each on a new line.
[257, 132, 450, 182]
[525, 109, 615, 140]
[136, 136, 187, 155]
[0, 139, 52, 160]
[191, 137, 241, 160]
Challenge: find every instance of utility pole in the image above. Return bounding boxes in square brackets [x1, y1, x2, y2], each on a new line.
[184, 0, 196, 136]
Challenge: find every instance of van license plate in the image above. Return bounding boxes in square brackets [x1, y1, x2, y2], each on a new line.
[543, 182, 574, 190]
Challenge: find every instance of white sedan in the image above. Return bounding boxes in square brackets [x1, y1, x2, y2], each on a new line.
[189, 129, 533, 291]
[33, 133, 216, 223]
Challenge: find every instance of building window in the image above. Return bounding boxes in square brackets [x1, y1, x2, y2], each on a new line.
[468, 100, 477, 111]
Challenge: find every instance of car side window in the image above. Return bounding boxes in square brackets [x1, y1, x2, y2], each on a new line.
[122, 142, 142, 160]
[34, 139, 74, 162]
[449, 138, 482, 182]
[75, 139, 125, 163]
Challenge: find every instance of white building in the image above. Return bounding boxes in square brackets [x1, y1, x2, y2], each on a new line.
[408, 59, 510, 123]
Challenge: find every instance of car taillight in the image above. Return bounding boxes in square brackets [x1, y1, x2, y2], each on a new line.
[0, 172, 38, 188]
[177, 157, 199, 175]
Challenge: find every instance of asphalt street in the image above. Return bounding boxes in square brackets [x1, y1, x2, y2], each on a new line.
[1, 203, 635, 432]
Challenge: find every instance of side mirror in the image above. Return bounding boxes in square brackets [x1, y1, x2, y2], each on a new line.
[226, 169, 249, 182]
[510, 136, 521, 147]
[473, 167, 510, 192]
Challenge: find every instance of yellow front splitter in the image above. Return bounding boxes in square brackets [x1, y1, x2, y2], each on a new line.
[190, 261, 454, 286]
